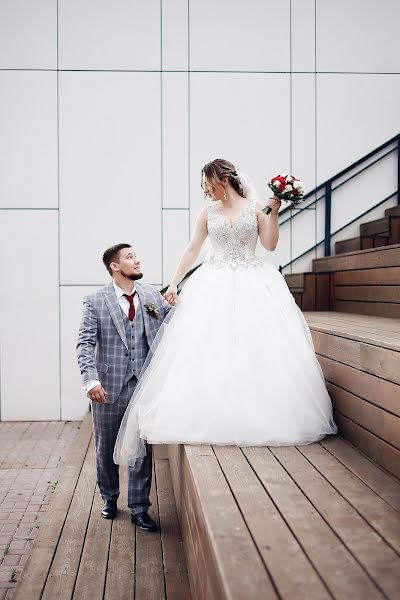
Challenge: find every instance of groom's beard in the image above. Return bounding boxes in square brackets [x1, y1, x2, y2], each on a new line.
[121, 268, 143, 281]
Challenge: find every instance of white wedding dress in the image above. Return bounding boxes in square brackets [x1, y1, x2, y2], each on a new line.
[114, 199, 337, 465]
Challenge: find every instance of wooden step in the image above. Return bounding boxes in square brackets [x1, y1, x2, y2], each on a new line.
[360, 216, 390, 237]
[169, 440, 400, 600]
[335, 236, 374, 254]
[169, 445, 277, 600]
[285, 272, 331, 311]
[360, 215, 400, 243]
[334, 266, 400, 286]
[385, 205, 400, 217]
[284, 272, 306, 290]
[313, 243, 400, 273]
[334, 285, 400, 303]
[305, 311, 400, 478]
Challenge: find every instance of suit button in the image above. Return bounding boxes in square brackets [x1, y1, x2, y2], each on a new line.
[125, 353, 128, 357]
[132, 347, 134, 350]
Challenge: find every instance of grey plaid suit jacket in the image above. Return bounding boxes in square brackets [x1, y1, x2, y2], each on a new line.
[77, 281, 172, 403]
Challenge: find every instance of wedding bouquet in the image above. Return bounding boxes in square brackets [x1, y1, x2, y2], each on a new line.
[263, 174, 304, 215]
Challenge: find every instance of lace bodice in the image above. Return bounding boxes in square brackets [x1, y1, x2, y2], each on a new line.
[205, 199, 262, 269]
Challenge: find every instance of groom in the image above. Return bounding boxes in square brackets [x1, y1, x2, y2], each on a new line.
[77, 243, 172, 531]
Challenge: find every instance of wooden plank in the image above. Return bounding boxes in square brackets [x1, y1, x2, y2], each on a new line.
[285, 273, 305, 289]
[306, 311, 400, 334]
[317, 355, 400, 417]
[154, 456, 191, 600]
[327, 382, 400, 449]
[292, 292, 302, 308]
[360, 217, 390, 236]
[306, 312, 400, 352]
[298, 443, 400, 553]
[391, 217, 400, 244]
[311, 330, 400, 384]
[386, 206, 400, 217]
[154, 444, 170, 460]
[42, 442, 97, 600]
[313, 243, 400, 273]
[179, 445, 233, 600]
[320, 436, 400, 511]
[302, 273, 317, 311]
[243, 446, 384, 599]
[374, 235, 391, 247]
[104, 468, 135, 600]
[168, 445, 183, 518]
[316, 273, 331, 310]
[269, 445, 400, 599]
[334, 285, 400, 303]
[179, 464, 220, 600]
[213, 446, 330, 599]
[185, 445, 276, 600]
[335, 237, 360, 254]
[72, 491, 112, 600]
[334, 412, 400, 479]
[13, 414, 93, 600]
[311, 320, 400, 350]
[333, 299, 400, 318]
[135, 456, 166, 600]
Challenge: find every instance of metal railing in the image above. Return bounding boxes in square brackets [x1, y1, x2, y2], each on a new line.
[279, 133, 400, 272]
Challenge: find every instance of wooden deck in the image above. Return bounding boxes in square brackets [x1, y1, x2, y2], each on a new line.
[13, 414, 191, 600]
[13, 404, 400, 599]
[306, 312, 400, 478]
[169, 437, 400, 600]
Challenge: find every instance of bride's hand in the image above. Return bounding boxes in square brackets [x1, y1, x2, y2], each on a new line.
[265, 196, 281, 214]
[164, 284, 179, 306]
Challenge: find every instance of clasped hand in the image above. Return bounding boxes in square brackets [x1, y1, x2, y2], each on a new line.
[164, 285, 178, 306]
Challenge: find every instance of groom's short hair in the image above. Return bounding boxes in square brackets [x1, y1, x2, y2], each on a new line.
[103, 243, 132, 276]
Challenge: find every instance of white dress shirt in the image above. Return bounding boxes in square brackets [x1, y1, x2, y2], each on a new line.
[83, 281, 139, 394]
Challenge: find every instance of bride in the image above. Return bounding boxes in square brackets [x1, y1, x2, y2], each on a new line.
[114, 159, 337, 465]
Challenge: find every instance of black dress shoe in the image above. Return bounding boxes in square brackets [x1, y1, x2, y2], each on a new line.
[131, 511, 158, 532]
[101, 499, 118, 519]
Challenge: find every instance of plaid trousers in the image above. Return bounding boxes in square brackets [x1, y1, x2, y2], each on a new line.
[91, 376, 152, 515]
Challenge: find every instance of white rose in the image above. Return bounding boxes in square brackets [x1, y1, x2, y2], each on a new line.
[273, 180, 281, 188]
[284, 184, 292, 192]
[286, 175, 293, 183]
[293, 180, 301, 189]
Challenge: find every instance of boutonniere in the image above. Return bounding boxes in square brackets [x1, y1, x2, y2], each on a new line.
[144, 302, 159, 320]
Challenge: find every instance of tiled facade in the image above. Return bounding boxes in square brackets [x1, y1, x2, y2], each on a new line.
[0, 1, 399, 420]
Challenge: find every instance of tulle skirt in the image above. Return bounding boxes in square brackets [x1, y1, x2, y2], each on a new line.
[114, 260, 337, 466]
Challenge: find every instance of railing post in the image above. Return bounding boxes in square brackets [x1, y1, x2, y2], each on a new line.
[324, 182, 332, 256]
[398, 137, 400, 205]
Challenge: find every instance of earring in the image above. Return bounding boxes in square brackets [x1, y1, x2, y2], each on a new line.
[223, 187, 227, 201]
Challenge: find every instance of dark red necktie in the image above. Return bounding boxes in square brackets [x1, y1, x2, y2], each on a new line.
[123, 292, 136, 321]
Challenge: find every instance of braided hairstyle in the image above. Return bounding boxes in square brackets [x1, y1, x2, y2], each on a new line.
[201, 159, 245, 199]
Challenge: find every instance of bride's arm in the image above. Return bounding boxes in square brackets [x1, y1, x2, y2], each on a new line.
[256, 197, 281, 251]
[164, 208, 208, 304]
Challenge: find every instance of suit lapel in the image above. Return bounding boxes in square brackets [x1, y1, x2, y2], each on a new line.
[103, 283, 128, 350]
[135, 283, 153, 347]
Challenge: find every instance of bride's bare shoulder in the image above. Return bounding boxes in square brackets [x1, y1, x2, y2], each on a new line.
[255, 201, 265, 215]
[196, 206, 209, 220]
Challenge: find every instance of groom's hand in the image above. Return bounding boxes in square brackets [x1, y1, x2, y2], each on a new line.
[88, 384, 107, 403]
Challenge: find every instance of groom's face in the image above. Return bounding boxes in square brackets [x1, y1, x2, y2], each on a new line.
[115, 247, 143, 281]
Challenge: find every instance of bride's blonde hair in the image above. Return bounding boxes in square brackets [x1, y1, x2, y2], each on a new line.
[201, 159, 245, 199]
